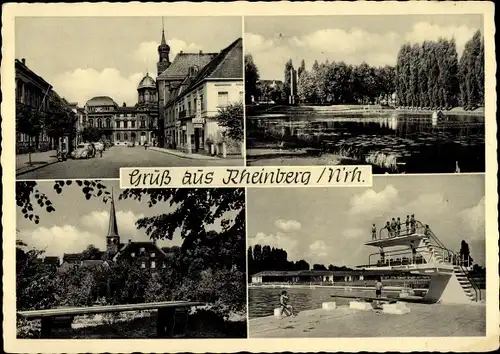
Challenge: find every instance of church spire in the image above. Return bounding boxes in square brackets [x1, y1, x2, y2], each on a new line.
[161, 17, 166, 45]
[107, 188, 119, 238]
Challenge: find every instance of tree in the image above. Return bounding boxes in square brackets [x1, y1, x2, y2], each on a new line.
[312, 264, 327, 270]
[44, 97, 77, 147]
[245, 54, 260, 104]
[297, 70, 316, 103]
[16, 105, 44, 165]
[459, 240, 474, 266]
[283, 59, 294, 103]
[215, 102, 244, 142]
[81, 126, 103, 143]
[298, 59, 306, 78]
[81, 244, 103, 260]
[459, 30, 484, 109]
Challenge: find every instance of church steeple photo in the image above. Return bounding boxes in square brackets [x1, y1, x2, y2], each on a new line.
[106, 189, 120, 256]
[157, 18, 171, 76]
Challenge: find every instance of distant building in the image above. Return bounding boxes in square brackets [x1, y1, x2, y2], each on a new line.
[84, 74, 159, 146]
[67, 102, 87, 145]
[59, 190, 168, 272]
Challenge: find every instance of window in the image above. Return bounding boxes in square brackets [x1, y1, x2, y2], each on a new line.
[89, 119, 94, 127]
[116, 133, 121, 141]
[106, 118, 111, 128]
[218, 92, 229, 107]
[97, 119, 103, 128]
[131, 252, 135, 257]
[141, 262, 146, 269]
[151, 261, 156, 269]
[131, 121, 136, 128]
[116, 120, 120, 128]
[124, 133, 128, 141]
[151, 252, 155, 258]
[141, 119, 146, 128]
[200, 94, 204, 110]
[140, 247, 145, 253]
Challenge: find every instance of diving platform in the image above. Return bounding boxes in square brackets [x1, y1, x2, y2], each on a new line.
[361, 220, 482, 305]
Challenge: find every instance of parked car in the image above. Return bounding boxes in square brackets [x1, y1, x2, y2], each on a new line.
[71, 143, 95, 159]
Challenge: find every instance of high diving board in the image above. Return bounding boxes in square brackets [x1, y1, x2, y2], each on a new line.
[365, 233, 424, 247]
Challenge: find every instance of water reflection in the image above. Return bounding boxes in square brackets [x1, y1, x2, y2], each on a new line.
[247, 112, 485, 173]
[249, 287, 400, 319]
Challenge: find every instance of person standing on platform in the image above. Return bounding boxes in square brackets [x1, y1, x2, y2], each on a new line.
[405, 215, 410, 235]
[390, 218, 397, 237]
[396, 217, 402, 237]
[372, 224, 377, 240]
[410, 214, 416, 234]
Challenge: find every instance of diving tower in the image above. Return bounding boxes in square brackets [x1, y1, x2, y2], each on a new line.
[361, 221, 480, 304]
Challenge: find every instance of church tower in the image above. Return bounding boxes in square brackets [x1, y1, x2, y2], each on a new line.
[106, 189, 120, 257]
[157, 18, 171, 76]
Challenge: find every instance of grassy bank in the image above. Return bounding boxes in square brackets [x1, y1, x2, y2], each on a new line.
[246, 104, 485, 117]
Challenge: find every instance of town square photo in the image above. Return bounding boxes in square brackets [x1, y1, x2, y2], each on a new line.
[247, 175, 486, 337]
[15, 181, 247, 338]
[245, 15, 485, 173]
[15, 16, 244, 180]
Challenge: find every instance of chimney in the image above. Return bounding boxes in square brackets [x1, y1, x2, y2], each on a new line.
[21, 58, 26, 65]
[180, 50, 183, 54]
[128, 239, 132, 244]
[199, 50, 203, 54]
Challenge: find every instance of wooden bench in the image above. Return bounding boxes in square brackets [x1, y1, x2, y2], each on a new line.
[17, 301, 205, 339]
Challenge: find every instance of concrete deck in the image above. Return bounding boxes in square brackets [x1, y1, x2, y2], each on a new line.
[249, 303, 485, 337]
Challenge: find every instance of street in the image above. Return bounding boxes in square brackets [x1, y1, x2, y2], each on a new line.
[17, 146, 244, 180]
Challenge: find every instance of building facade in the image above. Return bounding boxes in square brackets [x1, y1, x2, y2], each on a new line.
[160, 38, 243, 155]
[84, 73, 159, 146]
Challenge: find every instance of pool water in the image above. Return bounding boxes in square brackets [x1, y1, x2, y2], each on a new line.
[248, 287, 401, 319]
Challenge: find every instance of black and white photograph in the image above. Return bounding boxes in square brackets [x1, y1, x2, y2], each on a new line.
[16, 16, 244, 180]
[247, 175, 486, 337]
[15, 181, 247, 338]
[245, 15, 485, 173]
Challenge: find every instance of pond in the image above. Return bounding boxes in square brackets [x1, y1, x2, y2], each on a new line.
[248, 286, 401, 319]
[246, 112, 485, 173]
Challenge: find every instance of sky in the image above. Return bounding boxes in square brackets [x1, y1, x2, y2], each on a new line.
[17, 180, 189, 257]
[245, 14, 483, 80]
[247, 175, 485, 268]
[15, 16, 242, 106]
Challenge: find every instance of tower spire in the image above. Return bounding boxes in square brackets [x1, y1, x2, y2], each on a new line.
[161, 17, 166, 45]
[107, 188, 119, 238]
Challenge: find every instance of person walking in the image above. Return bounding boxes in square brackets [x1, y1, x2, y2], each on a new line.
[279, 291, 297, 319]
[405, 215, 410, 235]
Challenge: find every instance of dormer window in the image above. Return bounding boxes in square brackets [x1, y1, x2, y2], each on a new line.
[189, 65, 199, 77]
[151, 252, 155, 258]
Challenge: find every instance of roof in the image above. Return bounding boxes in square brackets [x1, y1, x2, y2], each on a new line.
[43, 256, 60, 265]
[63, 253, 82, 262]
[86, 96, 118, 107]
[157, 52, 217, 80]
[113, 241, 167, 262]
[15, 59, 52, 89]
[81, 260, 108, 268]
[138, 73, 156, 90]
[184, 38, 242, 91]
[251, 269, 414, 277]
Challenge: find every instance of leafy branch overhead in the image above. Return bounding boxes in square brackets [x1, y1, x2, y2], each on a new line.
[16, 183, 245, 245]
